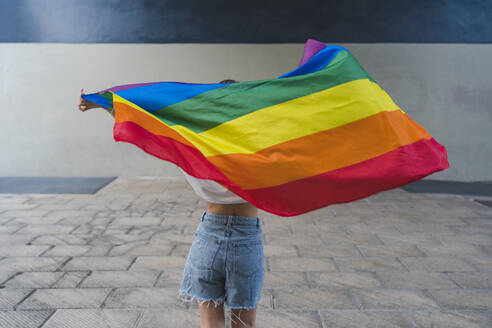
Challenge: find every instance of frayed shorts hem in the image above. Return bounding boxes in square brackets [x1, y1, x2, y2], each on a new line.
[178, 291, 258, 310]
[179, 291, 225, 308]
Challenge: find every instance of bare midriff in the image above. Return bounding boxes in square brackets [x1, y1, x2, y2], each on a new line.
[206, 202, 258, 218]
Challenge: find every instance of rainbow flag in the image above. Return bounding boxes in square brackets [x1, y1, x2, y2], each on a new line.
[82, 38, 449, 217]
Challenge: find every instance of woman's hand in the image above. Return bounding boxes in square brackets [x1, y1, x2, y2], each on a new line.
[78, 88, 100, 112]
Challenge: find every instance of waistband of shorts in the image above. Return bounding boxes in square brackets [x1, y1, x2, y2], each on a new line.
[201, 211, 260, 227]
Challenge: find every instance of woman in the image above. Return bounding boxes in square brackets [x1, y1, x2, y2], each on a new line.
[78, 80, 264, 328]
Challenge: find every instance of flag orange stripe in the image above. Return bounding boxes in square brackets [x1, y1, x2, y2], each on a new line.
[207, 110, 432, 189]
[114, 101, 195, 148]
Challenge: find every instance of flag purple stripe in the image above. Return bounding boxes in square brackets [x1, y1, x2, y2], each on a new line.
[298, 38, 328, 66]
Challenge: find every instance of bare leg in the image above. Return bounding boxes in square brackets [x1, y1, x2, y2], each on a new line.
[231, 308, 257, 328]
[198, 301, 225, 328]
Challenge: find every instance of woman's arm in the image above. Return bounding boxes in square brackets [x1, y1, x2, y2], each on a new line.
[78, 88, 114, 118]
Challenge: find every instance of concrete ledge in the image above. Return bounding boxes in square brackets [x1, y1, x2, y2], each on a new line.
[401, 180, 492, 197]
[0, 177, 117, 194]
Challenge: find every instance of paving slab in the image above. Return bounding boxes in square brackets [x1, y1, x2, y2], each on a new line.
[109, 242, 174, 257]
[447, 271, 492, 288]
[376, 271, 459, 289]
[0, 225, 23, 234]
[256, 310, 321, 328]
[17, 288, 111, 310]
[81, 271, 160, 288]
[0, 257, 68, 272]
[30, 234, 94, 245]
[398, 256, 477, 272]
[352, 288, 441, 310]
[319, 310, 413, 328]
[136, 308, 200, 328]
[129, 256, 186, 271]
[404, 310, 492, 328]
[429, 289, 492, 310]
[297, 244, 360, 257]
[52, 272, 90, 288]
[274, 288, 355, 310]
[264, 272, 308, 288]
[42, 309, 141, 328]
[0, 289, 33, 310]
[2, 272, 65, 288]
[333, 256, 407, 272]
[0, 271, 16, 285]
[154, 270, 186, 287]
[104, 287, 186, 309]
[43, 245, 110, 257]
[263, 245, 298, 257]
[15, 224, 78, 235]
[0, 310, 53, 328]
[0, 245, 50, 257]
[62, 256, 134, 271]
[269, 257, 337, 272]
[0, 235, 38, 246]
[307, 272, 382, 289]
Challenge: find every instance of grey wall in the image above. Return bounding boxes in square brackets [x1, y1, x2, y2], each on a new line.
[1, 43, 491, 181]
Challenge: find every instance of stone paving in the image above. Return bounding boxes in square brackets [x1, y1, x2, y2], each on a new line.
[0, 176, 491, 327]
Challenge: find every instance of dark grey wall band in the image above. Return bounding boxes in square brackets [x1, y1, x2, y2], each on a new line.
[1, 0, 491, 43]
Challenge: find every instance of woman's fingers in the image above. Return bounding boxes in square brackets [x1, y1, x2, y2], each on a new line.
[79, 100, 99, 111]
[78, 88, 91, 112]
[78, 89, 100, 112]
[79, 100, 92, 111]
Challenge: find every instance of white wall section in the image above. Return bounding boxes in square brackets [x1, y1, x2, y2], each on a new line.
[1, 43, 490, 180]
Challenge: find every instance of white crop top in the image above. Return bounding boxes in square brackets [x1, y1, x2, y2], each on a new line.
[179, 168, 247, 204]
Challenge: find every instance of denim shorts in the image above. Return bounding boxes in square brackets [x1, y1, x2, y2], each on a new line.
[179, 211, 265, 309]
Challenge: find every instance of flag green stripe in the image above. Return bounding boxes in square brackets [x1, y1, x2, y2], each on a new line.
[152, 50, 374, 133]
